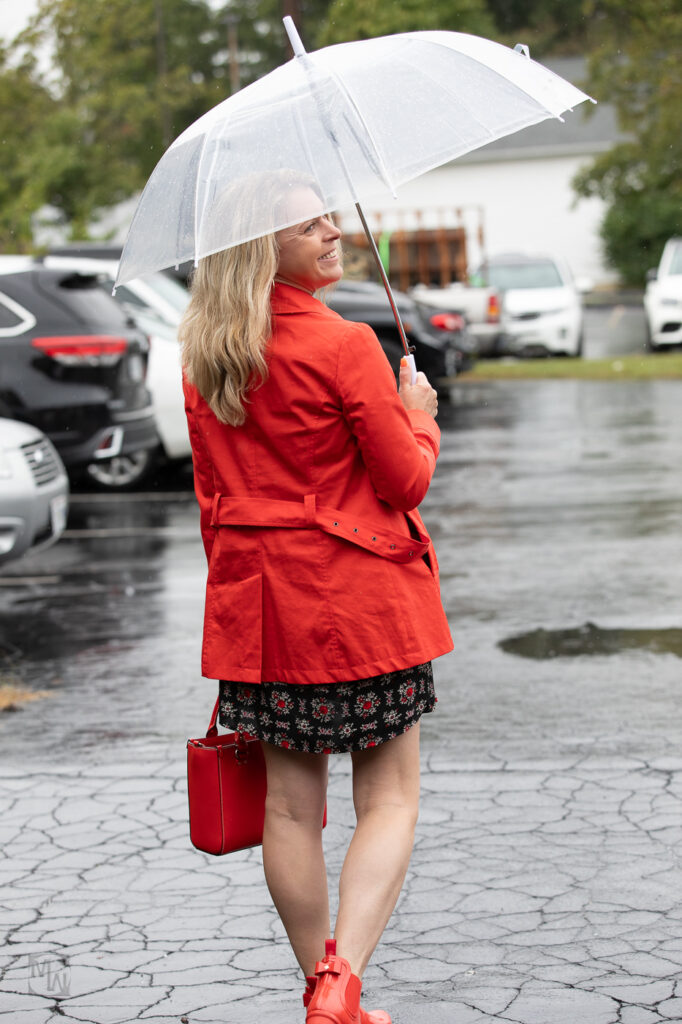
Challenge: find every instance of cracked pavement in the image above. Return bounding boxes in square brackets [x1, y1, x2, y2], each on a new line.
[1, 379, 682, 1023]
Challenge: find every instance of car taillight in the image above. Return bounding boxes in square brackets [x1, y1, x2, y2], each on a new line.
[430, 312, 465, 332]
[487, 294, 501, 323]
[31, 335, 128, 366]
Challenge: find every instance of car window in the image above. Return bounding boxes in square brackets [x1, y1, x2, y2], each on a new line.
[113, 283, 148, 309]
[668, 246, 682, 276]
[0, 297, 26, 331]
[146, 273, 190, 314]
[51, 274, 132, 329]
[485, 261, 564, 290]
[0, 291, 37, 336]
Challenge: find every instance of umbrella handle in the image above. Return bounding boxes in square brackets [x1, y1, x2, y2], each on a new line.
[404, 353, 417, 386]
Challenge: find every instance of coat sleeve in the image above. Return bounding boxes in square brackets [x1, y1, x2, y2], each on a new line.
[335, 322, 441, 511]
[183, 383, 217, 564]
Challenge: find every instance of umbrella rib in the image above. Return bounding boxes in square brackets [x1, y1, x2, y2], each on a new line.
[291, 90, 327, 188]
[192, 106, 234, 267]
[321, 63, 398, 200]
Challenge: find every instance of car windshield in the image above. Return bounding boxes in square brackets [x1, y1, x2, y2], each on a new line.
[484, 261, 564, 290]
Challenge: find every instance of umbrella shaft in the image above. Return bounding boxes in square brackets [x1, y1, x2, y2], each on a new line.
[355, 203, 412, 360]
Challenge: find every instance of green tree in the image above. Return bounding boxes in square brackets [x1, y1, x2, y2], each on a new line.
[573, 0, 682, 284]
[316, 0, 494, 46]
[213, 0, 334, 85]
[0, 46, 74, 251]
[9, 0, 224, 243]
[484, 0, 590, 54]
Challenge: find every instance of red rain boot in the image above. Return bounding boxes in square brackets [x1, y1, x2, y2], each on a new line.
[305, 940, 391, 1024]
[303, 976, 317, 1008]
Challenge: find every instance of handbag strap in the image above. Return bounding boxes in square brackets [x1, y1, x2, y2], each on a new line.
[206, 696, 250, 754]
[206, 696, 220, 737]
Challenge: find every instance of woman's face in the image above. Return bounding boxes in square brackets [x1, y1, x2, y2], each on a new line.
[275, 188, 343, 294]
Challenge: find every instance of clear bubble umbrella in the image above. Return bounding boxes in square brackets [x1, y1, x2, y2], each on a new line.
[116, 19, 593, 377]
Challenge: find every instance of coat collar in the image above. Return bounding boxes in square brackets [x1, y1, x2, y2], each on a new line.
[271, 281, 327, 315]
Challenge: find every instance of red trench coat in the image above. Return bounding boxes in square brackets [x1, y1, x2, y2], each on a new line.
[184, 282, 453, 684]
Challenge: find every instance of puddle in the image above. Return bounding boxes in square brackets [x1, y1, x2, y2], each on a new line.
[499, 622, 682, 660]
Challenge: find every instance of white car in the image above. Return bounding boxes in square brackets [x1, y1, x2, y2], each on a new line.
[644, 238, 682, 351]
[41, 254, 191, 481]
[0, 418, 69, 566]
[486, 254, 585, 357]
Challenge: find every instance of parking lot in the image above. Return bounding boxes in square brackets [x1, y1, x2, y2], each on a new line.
[2, 366, 682, 1023]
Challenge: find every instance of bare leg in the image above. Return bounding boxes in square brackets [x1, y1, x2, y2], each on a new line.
[334, 723, 421, 978]
[260, 742, 330, 977]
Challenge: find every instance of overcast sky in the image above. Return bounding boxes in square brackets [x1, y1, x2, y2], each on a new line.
[0, 0, 39, 41]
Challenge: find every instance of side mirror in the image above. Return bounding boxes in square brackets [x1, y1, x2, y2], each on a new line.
[575, 276, 593, 294]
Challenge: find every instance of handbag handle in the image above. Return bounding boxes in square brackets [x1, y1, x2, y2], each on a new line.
[206, 696, 221, 737]
[206, 697, 251, 758]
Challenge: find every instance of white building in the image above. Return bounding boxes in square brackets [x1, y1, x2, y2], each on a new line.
[337, 58, 622, 287]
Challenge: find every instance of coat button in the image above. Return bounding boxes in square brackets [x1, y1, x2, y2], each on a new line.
[371, 536, 376, 542]
[353, 528, 359, 533]
[389, 544, 396, 550]
[409, 551, 414, 557]
[333, 521, 339, 527]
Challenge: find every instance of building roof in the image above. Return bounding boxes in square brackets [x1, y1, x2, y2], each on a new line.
[457, 57, 625, 164]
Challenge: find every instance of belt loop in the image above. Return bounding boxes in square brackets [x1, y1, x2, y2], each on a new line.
[210, 492, 221, 526]
[304, 494, 317, 525]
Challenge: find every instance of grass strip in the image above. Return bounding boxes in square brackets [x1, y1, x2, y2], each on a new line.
[458, 352, 682, 381]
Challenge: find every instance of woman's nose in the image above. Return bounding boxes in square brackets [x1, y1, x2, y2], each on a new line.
[323, 218, 341, 239]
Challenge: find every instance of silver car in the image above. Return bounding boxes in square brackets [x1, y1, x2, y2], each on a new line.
[0, 418, 69, 566]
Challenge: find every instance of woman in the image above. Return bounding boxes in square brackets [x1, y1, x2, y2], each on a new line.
[181, 174, 453, 1024]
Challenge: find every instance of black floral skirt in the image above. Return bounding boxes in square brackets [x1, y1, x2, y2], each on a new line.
[218, 662, 436, 754]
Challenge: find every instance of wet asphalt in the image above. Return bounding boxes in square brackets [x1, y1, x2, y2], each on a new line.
[2, 347, 682, 1022]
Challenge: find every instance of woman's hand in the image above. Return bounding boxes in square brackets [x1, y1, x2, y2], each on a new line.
[398, 359, 438, 418]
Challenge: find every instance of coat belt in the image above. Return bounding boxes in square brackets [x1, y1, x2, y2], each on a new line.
[210, 494, 430, 564]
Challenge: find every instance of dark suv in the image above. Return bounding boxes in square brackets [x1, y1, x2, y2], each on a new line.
[0, 258, 157, 489]
[326, 279, 476, 385]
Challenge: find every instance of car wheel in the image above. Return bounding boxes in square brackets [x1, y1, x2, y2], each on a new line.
[85, 448, 156, 491]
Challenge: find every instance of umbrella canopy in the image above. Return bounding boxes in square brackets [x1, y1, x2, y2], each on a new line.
[115, 28, 592, 288]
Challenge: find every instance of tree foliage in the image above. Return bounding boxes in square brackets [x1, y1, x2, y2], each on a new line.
[484, 0, 589, 54]
[0, 46, 69, 251]
[573, 0, 682, 284]
[0, 0, 678, 270]
[5, 0, 225, 244]
[222, 0, 333, 82]
[316, 0, 494, 46]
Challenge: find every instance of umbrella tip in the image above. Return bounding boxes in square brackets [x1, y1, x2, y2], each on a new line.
[514, 42, 530, 58]
[283, 16, 307, 57]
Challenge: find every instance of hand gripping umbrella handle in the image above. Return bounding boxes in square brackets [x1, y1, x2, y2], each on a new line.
[404, 353, 417, 385]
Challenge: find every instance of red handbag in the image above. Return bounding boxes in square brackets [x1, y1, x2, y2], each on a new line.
[187, 697, 327, 855]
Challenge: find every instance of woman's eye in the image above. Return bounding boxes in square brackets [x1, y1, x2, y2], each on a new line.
[304, 221, 317, 233]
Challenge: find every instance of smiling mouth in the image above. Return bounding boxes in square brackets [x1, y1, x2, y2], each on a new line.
[319, 249, 338, 261]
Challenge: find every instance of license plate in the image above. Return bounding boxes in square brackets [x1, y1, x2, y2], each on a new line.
[50, 494, 68, 537]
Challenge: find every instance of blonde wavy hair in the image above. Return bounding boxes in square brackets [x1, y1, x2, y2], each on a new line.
[180, 171, 325, 427]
